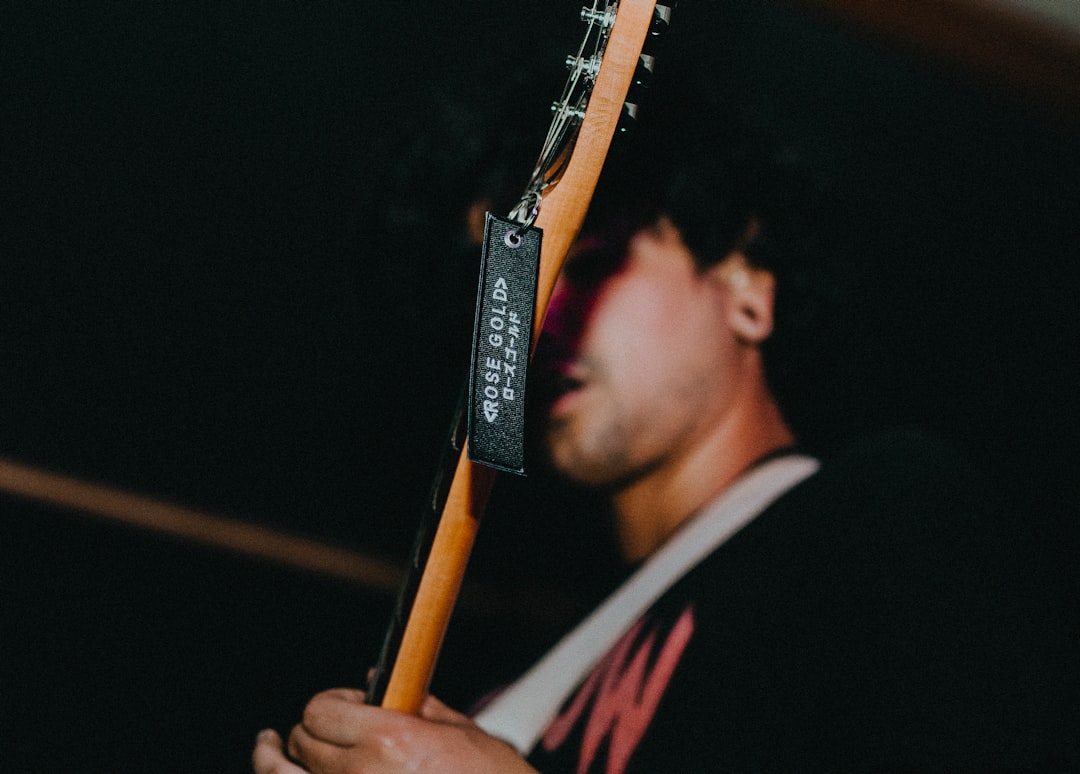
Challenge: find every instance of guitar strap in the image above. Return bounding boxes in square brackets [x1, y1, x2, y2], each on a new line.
[473, 453, 820, 754]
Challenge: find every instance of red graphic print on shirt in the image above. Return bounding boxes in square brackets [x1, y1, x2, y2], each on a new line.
[540, 604, 696, 774]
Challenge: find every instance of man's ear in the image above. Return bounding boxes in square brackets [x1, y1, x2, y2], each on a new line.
[711, 253, 776, 345]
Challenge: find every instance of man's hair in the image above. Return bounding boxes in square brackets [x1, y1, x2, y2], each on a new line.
[584, 124, 853, 446]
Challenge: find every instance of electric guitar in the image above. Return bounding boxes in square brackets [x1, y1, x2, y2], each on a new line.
[368, 0, 673, 714]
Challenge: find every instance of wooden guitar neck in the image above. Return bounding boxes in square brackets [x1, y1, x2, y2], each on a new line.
[376, 0, 661, 715]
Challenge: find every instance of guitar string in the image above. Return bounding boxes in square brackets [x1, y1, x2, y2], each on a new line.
[509, 0, 616, 225]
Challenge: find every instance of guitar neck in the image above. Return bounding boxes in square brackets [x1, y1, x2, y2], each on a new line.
[374, 0, 662, 715]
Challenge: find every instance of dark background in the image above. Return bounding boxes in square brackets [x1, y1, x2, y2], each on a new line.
[2, 1, 1077, 771]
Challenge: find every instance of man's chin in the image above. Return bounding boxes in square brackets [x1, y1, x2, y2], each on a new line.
[544, 429, 591, 484]
[545, 436, 624, 490]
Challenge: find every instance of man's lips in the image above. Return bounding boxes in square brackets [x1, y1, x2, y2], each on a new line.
[537, 362, 589, 415]
[552, 372, 585, 398]
[533, 333, 590, 408]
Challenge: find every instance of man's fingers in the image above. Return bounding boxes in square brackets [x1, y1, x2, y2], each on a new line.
[320, 687, 368, 704]
[252, 728, 307, 774]
[302, 689, 373, 746]
[289, 719, 366, 773]
[420, 694, 471, 726]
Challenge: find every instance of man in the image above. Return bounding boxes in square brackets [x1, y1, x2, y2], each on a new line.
[254, 139, 1075, 772]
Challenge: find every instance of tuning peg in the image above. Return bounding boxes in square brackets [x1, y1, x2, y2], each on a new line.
[617, 101, 640, 135]
[633, 53, 656, 89]
[650, 4, 674, 36]
[552, 102, 587, 122]
[565, 53, 601, 80]
[580, 3, 616, 30]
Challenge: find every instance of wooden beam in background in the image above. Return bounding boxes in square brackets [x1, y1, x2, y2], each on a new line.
[0, 456, 404, 591]
[0, 456, 572, 626]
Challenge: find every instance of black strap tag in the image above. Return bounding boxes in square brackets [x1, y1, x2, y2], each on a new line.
[467, 213, 541, 475]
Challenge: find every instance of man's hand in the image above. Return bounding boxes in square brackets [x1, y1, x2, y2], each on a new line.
[252, 689, 538, 774]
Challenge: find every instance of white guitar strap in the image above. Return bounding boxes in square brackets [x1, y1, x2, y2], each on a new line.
[474, 453, 820, 754]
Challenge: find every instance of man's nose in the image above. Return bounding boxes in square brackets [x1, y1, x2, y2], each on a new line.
[542, 276, 590, 345]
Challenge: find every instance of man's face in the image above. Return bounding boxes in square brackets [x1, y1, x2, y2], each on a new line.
[536, 217, 748, 489]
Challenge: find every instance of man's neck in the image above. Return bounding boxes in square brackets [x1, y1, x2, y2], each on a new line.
[610, 389, 795, 563]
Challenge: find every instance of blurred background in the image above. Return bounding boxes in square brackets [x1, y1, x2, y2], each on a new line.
[2, 1, 1078, 770]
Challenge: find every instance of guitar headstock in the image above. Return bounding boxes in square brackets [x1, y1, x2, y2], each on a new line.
[504, 0, 676, 340]
[511, 1, 676, 225]
[620, 3, 677, 134]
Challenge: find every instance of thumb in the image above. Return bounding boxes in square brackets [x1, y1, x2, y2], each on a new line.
[252, 728, 308, 774]
[420, 694, 472, 726]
